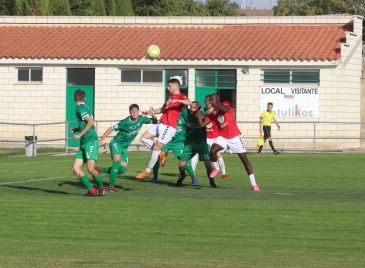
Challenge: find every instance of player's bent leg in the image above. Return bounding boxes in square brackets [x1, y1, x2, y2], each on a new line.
[108, 155, 121, 191]
[73, 158, 96, 196]
[177, 161, 187, 186]
[87, 160, 105, 196]
[210, 143, 225, 178]
[190, 153, 199, 174]
[217, 151, 228, 179]
[237, 153, 260, 192]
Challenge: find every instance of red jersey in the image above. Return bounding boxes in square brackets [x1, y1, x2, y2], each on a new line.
[160, 93, 188, 128]
[208, 101, 241, 139]
[205, 117, 219, 139]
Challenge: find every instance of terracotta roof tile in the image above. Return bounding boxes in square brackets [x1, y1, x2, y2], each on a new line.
[0, 24, 347, 61]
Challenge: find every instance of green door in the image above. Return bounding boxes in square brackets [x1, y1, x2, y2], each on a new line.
[66, 68, 95, 147]
[195, 69, 237, 109]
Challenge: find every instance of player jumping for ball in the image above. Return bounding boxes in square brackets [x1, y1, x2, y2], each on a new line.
[136, 78, 192, 180]
[97, 104, 157, 191]
[70, 90, 105, 197]
[197, 94, 260, 192]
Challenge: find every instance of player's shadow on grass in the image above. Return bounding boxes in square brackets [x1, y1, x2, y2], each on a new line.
[60, 180, 84, 188]
[122, 176, 178, 187]
[0, 184, 80, 195]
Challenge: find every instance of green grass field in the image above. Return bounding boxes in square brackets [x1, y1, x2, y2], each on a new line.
[0, 152, 364, 268]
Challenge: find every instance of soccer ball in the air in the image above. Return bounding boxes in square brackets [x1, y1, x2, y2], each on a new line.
[147, 45, 160, 59]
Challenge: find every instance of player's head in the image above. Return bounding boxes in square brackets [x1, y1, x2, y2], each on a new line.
[74, 90, 86, 103]
[190, 101, 201, 114]
[129, 104, 140, 119]
[205, 95, 213, 109]
[267, 102, 273, 111]
[209, 94, 220, 104]
[167, 78, 180, 95]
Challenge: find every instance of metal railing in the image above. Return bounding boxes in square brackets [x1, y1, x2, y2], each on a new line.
[0, 120, 364, 156]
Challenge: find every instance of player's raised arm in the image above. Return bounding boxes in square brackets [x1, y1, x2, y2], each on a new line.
[171, 98, 192, 106]
[74, 116, 94, 140]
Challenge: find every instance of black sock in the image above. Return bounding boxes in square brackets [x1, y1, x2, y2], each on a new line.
[269, 141, 276, 152]
[258, 145, 263, 153]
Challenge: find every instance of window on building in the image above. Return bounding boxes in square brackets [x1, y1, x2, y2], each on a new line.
[17, 67, 43, 82]
[262, 69, 320, 84]
[165, 69, 189, 99]
[67, 68, 95, 85]
[121, 69, 163, 83]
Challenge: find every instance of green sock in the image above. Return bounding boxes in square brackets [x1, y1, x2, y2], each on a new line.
[153, 158, 160, 179]
[80, 176, 94, 190]
[186, 161, 195, 178]
[118, 165, 127, 175]
[93, 174, 103, 188]
[100, 167, 111, 174]
[109, 161, 120, 187]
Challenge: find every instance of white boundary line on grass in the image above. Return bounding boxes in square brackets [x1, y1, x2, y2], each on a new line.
[0, 176, 70, 185]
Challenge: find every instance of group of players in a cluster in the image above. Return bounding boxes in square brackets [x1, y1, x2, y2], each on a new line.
[71, 78, 280, 196]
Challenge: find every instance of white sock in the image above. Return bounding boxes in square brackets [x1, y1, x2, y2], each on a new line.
[218, 156, 226, 175]
[248, 174, 257, 186]
[146, 150, 160, 172]
[141, 137, 154, 150]
[191, 154, 199, 173]
[212, 161, 220, 170]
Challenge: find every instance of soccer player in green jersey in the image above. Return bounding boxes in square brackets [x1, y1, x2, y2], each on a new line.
[97, 104, 157, 191]
[177, 101, 217, 188]
[71, 90, 105, 197]
[159, 108, 200, 186]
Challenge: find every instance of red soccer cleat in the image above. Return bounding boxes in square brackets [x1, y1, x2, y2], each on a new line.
[86, 188, 97, 197]
[222, 174, 229, 180]
[95, 166, 101, 173]
[98, 187, 106, 196]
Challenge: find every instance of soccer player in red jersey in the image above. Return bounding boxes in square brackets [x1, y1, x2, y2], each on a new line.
[204, 96, 228, 180]
[197, 94, 260, 192]
[136, 78, 191, 180]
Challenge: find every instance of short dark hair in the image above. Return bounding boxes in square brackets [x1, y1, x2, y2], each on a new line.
[192, 101, 201, 109]
[167, 78, 180, 86]
[267, 102, 273, 106]
[129, 104, 139, 111]
[74, 90, 86, 102]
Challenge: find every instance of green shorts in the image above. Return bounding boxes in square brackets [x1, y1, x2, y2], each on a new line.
[161, 140, 185, 159]
[180, 142, 210, 162]
[109, 140, 129, 163]
[75, 140, 99, 162]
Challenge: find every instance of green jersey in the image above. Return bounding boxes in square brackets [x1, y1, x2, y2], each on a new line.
[112, 115, 152, 146]
[76, 103, 98, 144]
[183, 109, 207, 144]
[171, 108, 189, 143]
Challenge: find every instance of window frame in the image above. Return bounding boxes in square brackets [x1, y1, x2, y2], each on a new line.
[261, 69, 320, 85]
[16, 67, 43, 83]
[121, 69, 163, 84]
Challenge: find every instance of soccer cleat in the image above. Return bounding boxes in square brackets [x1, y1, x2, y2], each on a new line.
[86, 188, 97, 197]
[99, 187, 106, 196]
[176, 178, 184, 187]
[274, 151, 280, 155]
[95, 166, 101, 173]
[135, 170, 151, 180]
[252, 185, 260, 192]
[209, 169, 220, 178]
[191, 178, 200, 186]
[159, 151, 168, 167]
[107, 186, 118, 192]
[151, 177, 158, 184]
[222, 174, 229, 180]
[209, 178, 217, 188]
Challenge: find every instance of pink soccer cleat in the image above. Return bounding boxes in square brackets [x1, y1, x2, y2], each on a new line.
[209, 169, 220, 178]
[252, 185, 260, 192]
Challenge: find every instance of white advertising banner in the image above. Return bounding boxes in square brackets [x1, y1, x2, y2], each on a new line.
[260, 87, 319, 118]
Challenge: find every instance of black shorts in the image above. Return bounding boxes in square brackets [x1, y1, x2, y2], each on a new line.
[263, 126, 271, 140]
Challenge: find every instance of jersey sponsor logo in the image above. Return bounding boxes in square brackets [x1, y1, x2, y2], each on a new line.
[206, 122, 212, 129]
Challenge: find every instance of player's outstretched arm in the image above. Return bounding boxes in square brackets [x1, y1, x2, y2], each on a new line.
[73, 116, 94, 140]
[274, 119, 281, 131]
[99, 127, 113, 146]
[171, 99, 192, 106]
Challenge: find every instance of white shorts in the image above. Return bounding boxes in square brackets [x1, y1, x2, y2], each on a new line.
[207, 138, 216, 147]
[148, 123, 176, 145]
[213, 135, 247, 154]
